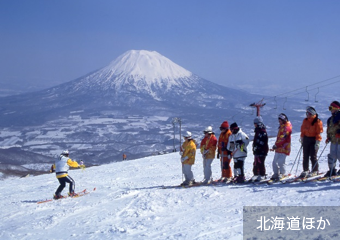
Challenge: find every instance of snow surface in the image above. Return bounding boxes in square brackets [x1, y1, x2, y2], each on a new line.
[1, 131, 339, 240]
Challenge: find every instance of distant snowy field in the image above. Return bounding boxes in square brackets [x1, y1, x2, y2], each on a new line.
[1, 131, 339, 240]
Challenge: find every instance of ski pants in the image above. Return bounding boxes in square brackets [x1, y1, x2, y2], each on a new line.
[253, 155, 266, 176]
[56, 175, 75, 195]
[182, 164, 194, 183]
[302, 136, 318, 172]
[233, 157, 245, 177]
[220, 152, 232, 178]
[272, 152, 287, 176]
[328, 143, 340, 170]
[203, 158, 213, 181]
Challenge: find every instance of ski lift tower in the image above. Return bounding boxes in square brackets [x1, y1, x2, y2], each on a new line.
[172, 117, 182, 152]
[250, 99, 266, 117]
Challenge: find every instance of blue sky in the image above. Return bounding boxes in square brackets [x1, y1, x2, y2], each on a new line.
[0, 0, 339, 96]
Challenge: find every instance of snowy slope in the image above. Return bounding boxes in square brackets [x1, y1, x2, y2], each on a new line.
[0, 131, 338, 240]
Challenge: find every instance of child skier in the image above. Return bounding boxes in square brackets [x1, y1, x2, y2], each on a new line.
[227, 122, 249, 183]
[51, 150, 80, 199]
[180, 131, 196, 186]
[271, 113, 292, 181]
[200, 126, 217, 184]
[251, 116, 269, 181]
[217, 121, 233, 182]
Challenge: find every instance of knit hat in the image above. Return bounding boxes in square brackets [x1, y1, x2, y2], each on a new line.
[278, 113, 288, 122]
[220, 121, 229, 129]
[230, 122, 238, 130]
[306, 106, 317, 115]
[253, 116, 264, 125]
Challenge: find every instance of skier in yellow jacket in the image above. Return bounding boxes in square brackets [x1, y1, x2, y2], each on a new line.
[51, 150, 80, 199]
[180, 131, 196, 186]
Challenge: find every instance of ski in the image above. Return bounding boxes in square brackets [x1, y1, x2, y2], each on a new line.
[37, 188, 95, 204]
[267, 174, 292, 185]
[311, 175, 340, 182]
[252, 178, 272, 185]
[161, 182, 203, 189]
[229, 178, 253, 185]
[301, 173, 326, 183]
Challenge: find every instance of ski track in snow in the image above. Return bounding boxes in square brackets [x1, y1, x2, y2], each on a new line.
[1, 132, 339, 239]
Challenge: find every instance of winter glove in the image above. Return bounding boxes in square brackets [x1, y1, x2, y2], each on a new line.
[315, 141, 320, 151]
[181, 156, 188, 162]
[240, 144, 245, 152]
[272, 145, 277, 150]
[326, 138, 330, 144]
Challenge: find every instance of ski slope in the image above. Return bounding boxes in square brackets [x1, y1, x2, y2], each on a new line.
[0, 131, 339, 240]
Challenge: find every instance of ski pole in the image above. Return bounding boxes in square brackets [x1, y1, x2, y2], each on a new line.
[311, 142, 328, 173]
[329, 145, 336, 179]
[294, 147, 303, 177]
[179, 118, 183, 182]
[288, 145, 303, 175]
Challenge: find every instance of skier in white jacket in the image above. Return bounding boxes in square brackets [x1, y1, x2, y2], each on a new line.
[227, 122, 249, 183]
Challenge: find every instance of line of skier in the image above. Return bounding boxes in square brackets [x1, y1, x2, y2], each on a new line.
[179, 100, 340, 186]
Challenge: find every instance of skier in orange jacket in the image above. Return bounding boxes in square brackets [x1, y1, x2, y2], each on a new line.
[299, 106, 323, 177]
[217, 121, 233, 182]
[200, 126, 217, 184]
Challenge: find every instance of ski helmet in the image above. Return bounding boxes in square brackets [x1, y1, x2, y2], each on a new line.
[61, 150, 69, 156]
[203, 126, 213, 134]
[278, 113, 288, 122]
[183, 131, 192, 139]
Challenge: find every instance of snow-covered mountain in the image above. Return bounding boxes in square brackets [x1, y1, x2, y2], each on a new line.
[0, 50, 331, 166]
[0, 50, 259, 164]
[76, 50, 194, 97]
[1, 132, 339, 239]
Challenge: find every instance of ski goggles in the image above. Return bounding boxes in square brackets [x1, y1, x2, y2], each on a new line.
[329, 106, 340, 111]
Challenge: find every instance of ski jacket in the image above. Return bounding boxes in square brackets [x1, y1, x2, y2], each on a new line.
[181, 139, 196, 165]
[253, 126, 269, 156]
[227, 128, 249, 159]
[52, 155, 79, 179]
[300, 116, 323, 141]
[275, 121, 292, 156]
[327, 110, 340, 144]
[218, 129, 232, 155]
[200, 134, 217, 159]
